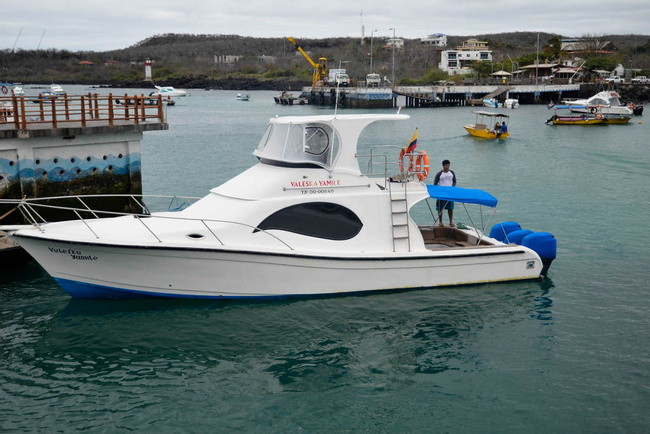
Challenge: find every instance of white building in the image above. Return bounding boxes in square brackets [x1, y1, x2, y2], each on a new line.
[421, 33, 447, 48]
[384, 38, 404, 50]
[214, 55, 242, 64]
[438, 39, 492, 75]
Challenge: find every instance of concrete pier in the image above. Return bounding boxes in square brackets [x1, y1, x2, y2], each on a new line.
[0, 94, 168, 223]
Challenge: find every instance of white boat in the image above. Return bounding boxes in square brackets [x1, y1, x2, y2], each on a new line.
[236, 93, 250, 101]
[151, 85, 188, 98]
[12, 84, 24, 96]
[504, 98, 519, 109]
[0, 82, 24, 96]
[563, 90, 633, 116]
[483, 98, 502, 108]
[1, 114, 556, 299]
[49, 83, 66, 95]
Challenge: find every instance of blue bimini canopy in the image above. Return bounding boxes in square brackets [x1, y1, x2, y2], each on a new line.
[426, 185, 498, 207]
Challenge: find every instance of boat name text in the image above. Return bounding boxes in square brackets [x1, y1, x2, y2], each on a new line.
[48, 247, 98, 261]
[290, 180, 341, 188]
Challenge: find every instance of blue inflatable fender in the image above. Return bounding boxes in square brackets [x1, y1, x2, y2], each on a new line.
[507, 229, 534, 245]
[489, 221, 522, 242]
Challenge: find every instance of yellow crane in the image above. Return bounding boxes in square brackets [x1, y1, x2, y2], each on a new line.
[288, 37, 328, 87]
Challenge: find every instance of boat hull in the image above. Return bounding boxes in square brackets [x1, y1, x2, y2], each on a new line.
[550, 118, 603, 125]
[14, 235, 542, 299]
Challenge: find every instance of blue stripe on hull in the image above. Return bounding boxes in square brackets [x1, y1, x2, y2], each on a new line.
[53, 278, 305, 300]
[54, 278, 218, 300]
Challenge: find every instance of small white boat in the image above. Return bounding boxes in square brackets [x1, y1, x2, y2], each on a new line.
[151, 85, 188, 98]
[49, 83, 66, 95]
[483, 98, 502, 108]
[1, 114, 555, 299]
[504, 98, 519, 109]
[0, 82, 24, 96]
[236, 93, 250, 101]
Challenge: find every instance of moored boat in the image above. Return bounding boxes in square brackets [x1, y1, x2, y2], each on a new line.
[1, 114, 555, 299]
[464, 111, 510, 139]
[274, 91, 308, 105]
[236, 93, 250, 101]
[483, 98, 502, 108]
[545, 105, 630, 125]
[563, 90, 633, 117]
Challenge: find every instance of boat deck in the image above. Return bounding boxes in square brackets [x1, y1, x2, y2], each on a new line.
[420, 226, 495, 250]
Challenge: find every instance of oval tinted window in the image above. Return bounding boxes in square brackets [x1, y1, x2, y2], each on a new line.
[255, 202, 362, 240]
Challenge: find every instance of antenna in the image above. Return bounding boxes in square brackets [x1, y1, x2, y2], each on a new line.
[37, 30, 46, 51]
[360, 11, 365, 44]
[11, 27, 23, 53]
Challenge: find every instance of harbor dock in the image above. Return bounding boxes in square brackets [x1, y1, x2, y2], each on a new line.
[301, 83, 581, 108]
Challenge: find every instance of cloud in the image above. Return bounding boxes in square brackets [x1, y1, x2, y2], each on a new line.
[2, 0, 649, 52]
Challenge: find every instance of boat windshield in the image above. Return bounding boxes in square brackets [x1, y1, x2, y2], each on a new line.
[254, 122, 339, 169]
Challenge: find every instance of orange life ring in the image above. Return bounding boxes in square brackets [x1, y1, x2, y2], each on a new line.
[630, 103, 636, 109]
[414, 151, 430, 181]
[595, 113, 603, 120]
[1, 86, 8, 94]
[399, 149, 430, 181]
[398, 148, 414, 172]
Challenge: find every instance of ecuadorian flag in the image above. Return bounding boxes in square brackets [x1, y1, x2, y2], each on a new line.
[403, 128, 418, 154]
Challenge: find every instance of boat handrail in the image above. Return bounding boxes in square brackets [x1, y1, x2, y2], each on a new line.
[359, 145, 426, 185]
[4, 195, 295, 251]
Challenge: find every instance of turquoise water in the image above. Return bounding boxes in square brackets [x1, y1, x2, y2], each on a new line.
[2, 86, 649, 432]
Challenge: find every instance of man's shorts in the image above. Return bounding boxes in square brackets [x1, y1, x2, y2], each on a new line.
[436, 200, 455, 210]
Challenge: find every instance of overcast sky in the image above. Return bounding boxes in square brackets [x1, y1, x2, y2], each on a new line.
[3, 0, 650, 52]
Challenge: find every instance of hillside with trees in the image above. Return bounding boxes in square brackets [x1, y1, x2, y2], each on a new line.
[1, 32, 649, 90]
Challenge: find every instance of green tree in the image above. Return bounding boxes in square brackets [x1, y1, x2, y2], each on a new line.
[583, 56, 617, 73]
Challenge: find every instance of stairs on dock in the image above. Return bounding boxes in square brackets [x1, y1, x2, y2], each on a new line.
[483, 86, 512, 100]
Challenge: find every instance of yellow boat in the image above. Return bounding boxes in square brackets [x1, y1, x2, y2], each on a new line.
[464, 111, 510, 139]
[544, 105, 629, 125]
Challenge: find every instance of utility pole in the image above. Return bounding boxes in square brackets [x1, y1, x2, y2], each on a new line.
[370, 30, 378, 74]
[389, 27, 396, 84]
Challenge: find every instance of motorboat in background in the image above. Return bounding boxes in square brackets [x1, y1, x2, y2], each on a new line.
[546, 105, 631, 125]
[1, 113, 555, 299]
[149, 86, 188, 104]
[483, 98, 502, 108]
[563, 90, 633, 116]
[0, 82, 24, 96]
[546, 105, 603, 125]
[49, 83, 66, 95]
[504, 98, 519, 109]
[464, 111, 510, 139]
[152, 85, 187, 98]
[274, 91, 308, 105]
[236, 93, 250, 101]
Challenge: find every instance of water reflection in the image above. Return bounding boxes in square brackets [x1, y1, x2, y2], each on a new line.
[1, 274, 555, 430]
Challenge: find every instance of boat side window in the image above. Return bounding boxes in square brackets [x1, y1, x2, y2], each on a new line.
[254, 202, 363, 240]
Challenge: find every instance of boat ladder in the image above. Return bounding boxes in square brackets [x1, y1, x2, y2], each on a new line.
[389, 181, 411, 252]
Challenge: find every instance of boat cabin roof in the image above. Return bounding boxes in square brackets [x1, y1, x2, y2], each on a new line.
[253, 114, 410, 173]
[472, 111, 510, 119]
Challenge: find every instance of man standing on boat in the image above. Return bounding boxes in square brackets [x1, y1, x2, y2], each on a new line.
[433, 160, 457, 227]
